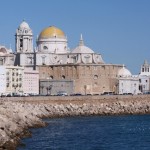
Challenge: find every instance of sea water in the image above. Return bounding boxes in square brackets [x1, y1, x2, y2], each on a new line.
[17, 115, 150, 150]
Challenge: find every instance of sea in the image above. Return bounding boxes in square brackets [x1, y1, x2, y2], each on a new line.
[17, 115, 150, 150]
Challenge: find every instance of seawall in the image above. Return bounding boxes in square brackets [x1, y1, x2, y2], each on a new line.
[1, 95, 150, 149]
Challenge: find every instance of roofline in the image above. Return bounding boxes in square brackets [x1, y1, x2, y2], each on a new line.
[38, 63, 123, 67]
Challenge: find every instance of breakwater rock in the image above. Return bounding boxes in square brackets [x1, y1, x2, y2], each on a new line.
[1, 96, 150, 149]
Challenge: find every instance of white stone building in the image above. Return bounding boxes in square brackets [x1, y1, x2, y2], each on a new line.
[0, 66, 6, 95]
[0, 45, 15, 66]
[140, 60, 150, 76]
[118, 66, 140, 95]
[15, 21, 34, 69]
[139, 60, 150, 93]
[5, 66, 24, 95]
[0, 65, 39, 96]
[0, 66, 24, 96]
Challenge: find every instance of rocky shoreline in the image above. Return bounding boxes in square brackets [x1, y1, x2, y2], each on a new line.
[1, 96, 150, 149]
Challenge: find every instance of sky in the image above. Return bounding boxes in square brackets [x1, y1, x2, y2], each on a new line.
[0, 0, 150, 74]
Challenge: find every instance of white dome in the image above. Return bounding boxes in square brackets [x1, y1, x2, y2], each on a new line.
[0, 45, 12, 54]
[72, 45, 94, 54]
[19, 21, 30, 29]
[72, 34, 94, 54]
[118, 66, 132, 77]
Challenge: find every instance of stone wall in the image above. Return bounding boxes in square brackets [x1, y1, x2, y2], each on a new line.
[39, 79, 74, 95]
[2, 94, 150, 102]
[37, 64, 122, 95]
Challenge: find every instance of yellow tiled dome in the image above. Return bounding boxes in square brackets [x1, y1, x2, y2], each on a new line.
[38, 26, 65, 39]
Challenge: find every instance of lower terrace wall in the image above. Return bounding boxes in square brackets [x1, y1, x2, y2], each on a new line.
[2, 94, 150, 103]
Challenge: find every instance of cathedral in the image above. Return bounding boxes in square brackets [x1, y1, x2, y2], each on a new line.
[14, 20, 124, 95]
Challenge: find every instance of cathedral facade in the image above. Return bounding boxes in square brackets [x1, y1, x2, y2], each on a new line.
[15, 21, 123, 95]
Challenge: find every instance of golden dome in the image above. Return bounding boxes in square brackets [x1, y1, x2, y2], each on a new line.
[38, 26, 65, 39]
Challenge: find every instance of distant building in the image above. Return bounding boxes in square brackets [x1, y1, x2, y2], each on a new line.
[140, 60, 150, 76]
[23, 68, 39, 95]
[0, 45, 15, 66]
[117, 66, 140, 95]
[5, 66, 24, 95]
[139, 76, 149, 93]
[139, 60, 150, 93]
[0, 66, 6, 95]
[0, 65, 39, 96]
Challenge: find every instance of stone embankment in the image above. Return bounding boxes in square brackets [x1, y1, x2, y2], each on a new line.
[1, 95, 150, 149]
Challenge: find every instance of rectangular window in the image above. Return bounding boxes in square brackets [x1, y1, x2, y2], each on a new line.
[73, 57, 76, 63]
[85, 57, 89, 63]
[42, 56, 46, 65]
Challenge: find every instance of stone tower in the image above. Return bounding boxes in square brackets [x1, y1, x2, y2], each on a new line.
[15, 20, 33, 53]
[140, 60, 150, 76]
[15, 20, 35, 69]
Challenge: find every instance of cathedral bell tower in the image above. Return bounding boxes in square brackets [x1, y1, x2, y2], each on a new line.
[15, 21, 35, 69]
[15, 20, 33, 53]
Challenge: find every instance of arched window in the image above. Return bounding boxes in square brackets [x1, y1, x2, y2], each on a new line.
[62, 75, 65, 79]
[94, 75, 98, 80]
[94, 82, 98, 87]
[84, 55, 90, 63]
[72, 56, 76, 63]
[43, 46, 48, 50]
[50, 75, 53, 79]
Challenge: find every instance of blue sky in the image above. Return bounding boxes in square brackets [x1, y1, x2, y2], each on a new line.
[0, 0, 150, 74]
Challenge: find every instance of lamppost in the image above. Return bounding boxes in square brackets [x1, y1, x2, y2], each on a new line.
[84, 85, 87, 95]
[46, 85, 52, 95]
[115, 82, 119, 94]
[49, 85, 52, 95]
[46, 87, 49, 95]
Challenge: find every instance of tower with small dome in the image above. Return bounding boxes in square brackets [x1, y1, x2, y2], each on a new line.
[15, 21, 35, 69]
[15, 20, 33, 53]
[140, 60, 150, 76]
